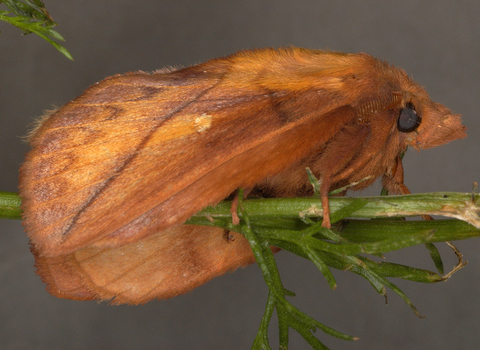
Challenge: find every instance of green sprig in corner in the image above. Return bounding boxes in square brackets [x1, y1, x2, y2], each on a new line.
[0, 0, 72, 60]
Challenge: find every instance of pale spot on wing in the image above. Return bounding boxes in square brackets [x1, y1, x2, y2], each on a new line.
[194, 113, 213, 132]
[148, 113, 214, 144]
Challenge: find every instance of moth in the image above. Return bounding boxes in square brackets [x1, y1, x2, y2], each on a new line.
[19, 47, 466, 304]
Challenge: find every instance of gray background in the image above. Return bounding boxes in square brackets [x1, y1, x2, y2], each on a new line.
[1, 1, 479, 349]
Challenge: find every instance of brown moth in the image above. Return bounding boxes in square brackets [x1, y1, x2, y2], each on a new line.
[19, 47, 466, 303]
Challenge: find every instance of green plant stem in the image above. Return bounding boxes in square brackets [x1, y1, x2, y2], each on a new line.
[0, 191, 22, 219]
[3, 191, 480, 226]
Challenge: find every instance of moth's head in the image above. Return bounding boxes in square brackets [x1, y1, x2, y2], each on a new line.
[397, 80, 466, 151]
[346, 56, 466, 152]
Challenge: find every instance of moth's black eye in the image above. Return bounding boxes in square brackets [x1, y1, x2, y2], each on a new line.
[397, 104, 421, 132]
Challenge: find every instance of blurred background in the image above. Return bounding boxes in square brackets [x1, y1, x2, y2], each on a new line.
[1, 1, 479, 349]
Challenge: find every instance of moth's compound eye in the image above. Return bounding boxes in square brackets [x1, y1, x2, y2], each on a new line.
[398, 103, 421, 132]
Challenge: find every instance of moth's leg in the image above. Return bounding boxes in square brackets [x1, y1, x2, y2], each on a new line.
[383, 155, 409, 194]
[223, 229, 235, 242]
[320, 176, 333, 228]
[383, 156, 433, 221]
[230, 187, 253, 225]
